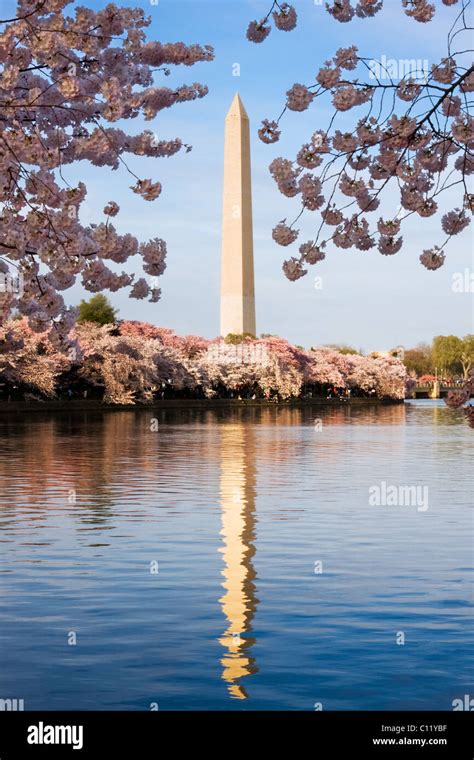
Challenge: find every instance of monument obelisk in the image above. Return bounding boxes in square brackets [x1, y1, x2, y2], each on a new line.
[220, 93, 256, 338]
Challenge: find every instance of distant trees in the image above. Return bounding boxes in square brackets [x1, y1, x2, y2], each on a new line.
[432, 335, 463, 375]
[324, 344, 359, 355]
[77, 295, 117, 326]
[460, 335, 474, 379]
[224, 333, 257, 344]
[403, 343, 434, 377]
[432, 334, 474, 379]
[402, 336, 473, 380]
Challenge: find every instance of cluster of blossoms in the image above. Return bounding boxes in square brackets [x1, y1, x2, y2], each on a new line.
[247, 2, 297, 43]
[0, 318, 409, 404]
[0, 0, 213, 349]
[444, 372, 474, 427]
[248, 2, 462, 33]
[248, 2, 472, 280]
[0, 316, 71, 396]
[419, 247, 446, 270]
[325, 0, 457, 24]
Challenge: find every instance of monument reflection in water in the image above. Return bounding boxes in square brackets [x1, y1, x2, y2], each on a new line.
[218, 424, 259, 699]
[0, 402, 472, 710]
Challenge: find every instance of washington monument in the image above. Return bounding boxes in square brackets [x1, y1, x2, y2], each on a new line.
[220, 93, 256, 338]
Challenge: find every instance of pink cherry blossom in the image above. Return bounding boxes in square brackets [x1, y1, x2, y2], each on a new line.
[104, 202, 120, 217]
[299, 175, 324, 210]
[132, 179, 162, 201]
[130, 278, 150, 300]
[378, 218, 401, 236]
[282, 257, 307, 281]
[272, 222, 299, 246]
[431, 58, 457, 84]
[299, 242, 326, 265]
[356, 0, 383, 19]
[258, 120, 281, 144]
[441, 209, 471, 236]
[441, 96, 461, 117]
[269, 158, 301, 198]
[378, 235, 403, 255]
[332, 85, 358, 111]
[333, 46, 359, 70]
[322, 207, 344, 226]
[246, 20, 271, 43]
[286, 83, 314, 112]
[397, 80, 422, 102]
[272, 4, 297, 31]
[402, 0, 435, 23]
[326, 0, 355, 23]
[296, 145, 323, 169]
[332, 131, 358, 153]
[317, 65, 342, 89]
[419, 248, 446, 270]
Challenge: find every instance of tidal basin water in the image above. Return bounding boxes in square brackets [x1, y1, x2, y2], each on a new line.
[0, 400, 472, 710]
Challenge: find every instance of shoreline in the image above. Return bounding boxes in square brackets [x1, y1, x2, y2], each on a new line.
[0, 397, 405, 413]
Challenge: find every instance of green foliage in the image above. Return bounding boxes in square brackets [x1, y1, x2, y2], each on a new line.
[403, 343, 433, 377]
[324, 344, 359, 355]
[77, 294, 118, 326]
[460, 334, 474, 379]
[403, 336, 473, 379]
[432, 335, 463, 376]
[224, 332, 256, 344]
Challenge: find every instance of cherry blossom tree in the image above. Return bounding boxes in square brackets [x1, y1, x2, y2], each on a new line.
[77, 321, 200, 403]
[445, 372, 474, 425]
[0, 315, 68, 395]
[247, 1, 473, 280]
[307, 347, 349, 386]
[119, 320, 210, 357]
[0, 317, 409, 402]
[0, 0, 213, 350]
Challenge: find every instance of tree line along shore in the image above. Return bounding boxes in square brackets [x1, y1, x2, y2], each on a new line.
[0, 317, 408, 406]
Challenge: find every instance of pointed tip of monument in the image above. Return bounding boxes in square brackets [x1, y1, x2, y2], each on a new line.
[226, 92, 249, 120]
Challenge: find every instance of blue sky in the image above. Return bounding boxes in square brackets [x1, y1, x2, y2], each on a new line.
[4, 0, 474, 349]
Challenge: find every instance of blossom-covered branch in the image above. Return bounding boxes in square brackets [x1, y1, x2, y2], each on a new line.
[247, 1, 473, 280]
[0, 0, 213, 349]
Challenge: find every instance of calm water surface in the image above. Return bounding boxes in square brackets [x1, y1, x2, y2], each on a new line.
[0, 401, 472, 710]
